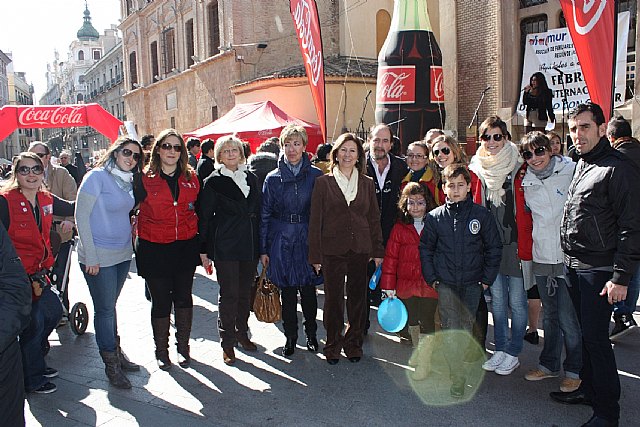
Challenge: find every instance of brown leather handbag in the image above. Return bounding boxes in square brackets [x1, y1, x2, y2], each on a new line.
[253, 268, 281, 323]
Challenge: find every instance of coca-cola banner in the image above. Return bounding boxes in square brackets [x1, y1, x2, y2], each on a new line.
[376, 66, 417, 104]
[0, 104, 123, 143]
[559, 0, 616, 118]
[290, 0, 326, 142]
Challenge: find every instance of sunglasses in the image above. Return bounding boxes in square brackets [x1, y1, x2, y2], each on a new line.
[120, 148, 141, 161]
[407, 200, 427, 207]
[522, 146, 547, 161]
[17, 165, 44, 176]
[480, 134, 505, 142]
[160, 143, 182, 152]
[406, 154, 426, 160]
[34, 152, 48, 158]
[432, 147, 451, 157]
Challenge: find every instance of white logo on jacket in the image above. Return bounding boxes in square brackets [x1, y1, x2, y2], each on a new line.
[469, 219, 481, 235]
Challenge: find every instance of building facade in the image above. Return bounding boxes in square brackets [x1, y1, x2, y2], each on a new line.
[6, 60, 35, 158]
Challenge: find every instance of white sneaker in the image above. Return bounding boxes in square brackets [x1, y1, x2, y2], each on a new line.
[482, 351, 506, 372]
[495, 354, 520, 375]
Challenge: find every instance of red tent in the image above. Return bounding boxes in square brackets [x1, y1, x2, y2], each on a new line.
[184, 101, 323, 153]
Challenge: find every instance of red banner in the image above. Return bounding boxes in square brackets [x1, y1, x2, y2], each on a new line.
[559, 0, 616, 118]
[290, 0, 326, 142]
[0, 104, 123, 143]
[376, 66, 416, 104]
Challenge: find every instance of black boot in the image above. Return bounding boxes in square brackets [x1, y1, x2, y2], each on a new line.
[282, 337, 296, 357]
[99, 350, 132, 389]
[151, 317, 172, 370]
[116, 336, 140, 372]
[174, 308, 192, 368]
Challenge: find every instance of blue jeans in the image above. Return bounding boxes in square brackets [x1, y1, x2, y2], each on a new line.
[490, 274, 528, 356]
[535, 275, 582, 377]
[19, 286, 62, 391]
[81, 261, 131, 352]
[612, 265, 640, 315]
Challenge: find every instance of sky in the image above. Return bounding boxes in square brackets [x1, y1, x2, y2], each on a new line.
[1, 0, 121, 102]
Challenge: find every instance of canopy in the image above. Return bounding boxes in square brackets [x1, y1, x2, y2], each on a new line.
[0, 103, 123, 143]
[184, 101, 323, 153]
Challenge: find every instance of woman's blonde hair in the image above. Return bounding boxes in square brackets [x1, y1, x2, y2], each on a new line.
[279, 124, 308, 147]
[1, 152, 46, 193]
[214, 135, 246, 166]
[147, 128, 193, 180]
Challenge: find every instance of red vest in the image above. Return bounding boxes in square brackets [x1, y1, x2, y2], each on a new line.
[4, 189, 54, 275]
[138, 171, 200, 243]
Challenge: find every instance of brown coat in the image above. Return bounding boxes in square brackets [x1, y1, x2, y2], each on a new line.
[47, 164, 77, 242]
[308, 173, 384, 263]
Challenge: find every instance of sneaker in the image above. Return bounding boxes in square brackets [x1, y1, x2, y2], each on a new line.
[524, 330, 539, 345]
[482, 351, 506, 372]
[495, 354, 520, 375]
[560, 377, 582, 393]
[610, 314, 637, 340]
[32, 382, 57, 394]
[525, 369, 558, 381]
[43, 367, 58, 378]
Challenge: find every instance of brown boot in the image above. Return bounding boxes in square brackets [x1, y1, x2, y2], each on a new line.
[99, 350, 132, 389]
[223, 347, 236, 365]
[236, 334, 257, 352]
[174, 308, 192, 368]
[151, 317, 172, 370]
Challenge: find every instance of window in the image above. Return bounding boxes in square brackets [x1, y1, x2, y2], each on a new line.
[78, 50, 85, 61]
[78, 75, 85, 84]
[212, 106, 218, 121]
[151, 41, 159, 81]
[126, 0, 134, 16]
[186, 19, 195, 66]
[163, 28, 176, 73]
[520, 15, 548, 51]
[208, 2, 220, 56]
[170, 116, 176, 129]
[93, 50, 101, 60]
[619, 0, 637, 52]
[77, 93, 83, 102]
[520, 0, 547, 7]
[376, 10, 391, 57]
[129, 51, 138, 89]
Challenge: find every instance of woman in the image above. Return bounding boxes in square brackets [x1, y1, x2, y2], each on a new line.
[135, 129, 200, 370]
[516, 132, 581, 393]
[430, 135, 472, 204]
[400, 141, 440, 205]
[199, 135, 261, 365]
[0, 152, 74, 394]
[523, 72, 555, 133]
[260, 125, 323, 357]
[76, 137, 143, 388]
[546, 131, 563, 156]
[469, 116, 529, 376]
[308, 133, 384, 365]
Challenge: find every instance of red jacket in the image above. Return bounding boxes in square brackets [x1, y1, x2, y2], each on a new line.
[380, 221, 438, 299]
[4, 189, 54, 275]
[138, 171, 200, 243]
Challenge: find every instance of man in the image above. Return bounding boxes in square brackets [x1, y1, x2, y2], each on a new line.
[365, 124, 408, 332]
[58, 150, 80, 185]
[186, 137, 201, 169]
[196, 139, 215, 187]
[248, 137, 280, 189]
[140, 134, 155, 167]
[605, 115, 640, 340]
[551, 103, 640, 427]
[0, 225, 32, 425]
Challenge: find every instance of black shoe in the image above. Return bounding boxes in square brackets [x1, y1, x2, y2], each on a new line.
[610, 314, 637, 340]
[550, 389, 592, 406]
[282, 337, 296, 357]
[524, 330, 539, 345]
[327, 358, 339, 365]
[450, 383, 464, 398]
[348, 356, 361, 363]
[581, 415, 618, 427]
[43, 367, 59, 378]
[32, 382, 57, 394]
[306, 336, 319, 352]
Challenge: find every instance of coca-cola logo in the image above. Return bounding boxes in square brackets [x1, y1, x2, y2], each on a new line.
[18, 106, 86, 127]
[571, 0, 607, 35]
[292, 0, 323, 86]
[430, 66, 445, 103]
[376, 66, 416, 104]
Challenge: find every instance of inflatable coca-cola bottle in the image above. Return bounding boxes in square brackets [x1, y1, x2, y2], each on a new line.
[375, 0, 445, 152]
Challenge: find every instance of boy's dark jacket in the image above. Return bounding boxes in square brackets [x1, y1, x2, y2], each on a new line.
[420, 196, 502, 286]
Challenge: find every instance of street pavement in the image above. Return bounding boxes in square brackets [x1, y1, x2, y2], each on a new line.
[25, 251, 640, 427]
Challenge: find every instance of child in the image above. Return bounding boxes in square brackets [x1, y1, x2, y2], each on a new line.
[381, 182, 438, 380]
[419, 164, 502, 398]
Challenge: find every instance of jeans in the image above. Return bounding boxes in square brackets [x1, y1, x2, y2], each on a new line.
[612, 265, 640, 316]
[19, 286, 62, 391]
[566, 267, 620, 422]
[490, 274, 528, 356]
[81, 261, 131, 352]
[535, 275, 582, 377]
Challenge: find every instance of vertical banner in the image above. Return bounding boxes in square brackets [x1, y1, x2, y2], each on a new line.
[290, 0, 326, 142]
[559, 0, 616, 118]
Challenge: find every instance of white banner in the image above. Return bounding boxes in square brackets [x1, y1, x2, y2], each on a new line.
[517, 12, 629, 118]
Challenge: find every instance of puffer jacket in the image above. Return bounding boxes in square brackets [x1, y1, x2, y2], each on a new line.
[420, 196, 502, 286]
[561, 138, 640, 285]
[260, 155, 323, 287]
[381, 221, 437, 299]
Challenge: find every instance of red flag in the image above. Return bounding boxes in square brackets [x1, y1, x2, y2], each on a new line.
[290, 0, 326, 142]
[559, 0, 616, 118]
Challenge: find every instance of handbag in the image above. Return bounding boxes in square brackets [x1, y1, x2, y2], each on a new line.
[253, 268, 281, 323]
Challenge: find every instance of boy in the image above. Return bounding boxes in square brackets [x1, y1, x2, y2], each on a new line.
[419, 164, 502, 397]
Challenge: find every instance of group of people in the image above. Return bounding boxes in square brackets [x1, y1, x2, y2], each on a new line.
[1, 101, 638, 427]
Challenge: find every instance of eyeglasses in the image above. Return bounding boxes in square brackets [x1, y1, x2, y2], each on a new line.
[222, 148, 240, 156]
[120, 148, 141, 161]
[160, 143, 182, 152]
[480, 134, 505, 142]
[522, 146, 547, 161]
[407, 200, 427, 208]
[432, 147, 451, 157]
[406, 154, 426, 160]
[17, 165, 44, 176]
[34, 152, 48, 158]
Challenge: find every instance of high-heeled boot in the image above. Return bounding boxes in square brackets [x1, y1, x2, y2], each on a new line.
[151, 317, 172, 370]
[174, 308, 192, 368]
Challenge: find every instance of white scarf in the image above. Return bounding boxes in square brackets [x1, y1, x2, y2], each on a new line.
[218, 164, 250, 198]
[332, 166, 358, 206]
[106, 161, 134, 198]
[469, 141, 521, 207]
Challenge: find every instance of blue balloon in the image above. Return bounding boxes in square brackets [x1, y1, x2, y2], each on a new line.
[369, 263, 382, 290]
[377, 297, 408, 333]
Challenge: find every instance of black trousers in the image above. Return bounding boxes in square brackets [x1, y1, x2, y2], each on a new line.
[281, 285, 318, 339]
[403, 297, 438, 333]
[0, 339, 25, 427]
[146, 268, 195, 318]
[215, 260, 255, 348]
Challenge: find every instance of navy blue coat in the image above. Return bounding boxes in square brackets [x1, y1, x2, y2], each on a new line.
[260, 155, 323, 287]
[420, 197, 502, 286]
